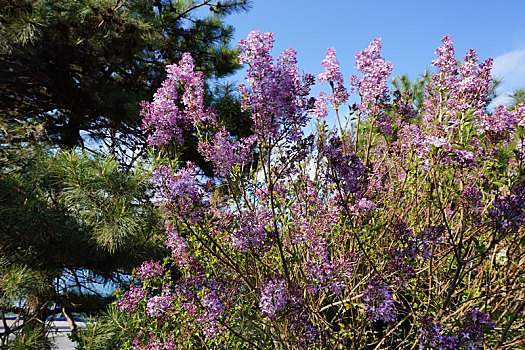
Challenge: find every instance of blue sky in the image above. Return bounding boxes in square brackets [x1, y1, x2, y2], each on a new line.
[223, 0, 525, 105]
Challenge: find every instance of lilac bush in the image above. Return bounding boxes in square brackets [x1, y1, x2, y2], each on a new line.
[115, 31, 525, 349]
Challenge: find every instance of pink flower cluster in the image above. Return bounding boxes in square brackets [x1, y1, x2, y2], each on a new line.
[350, 37, 393, 108]
[198, 127, 255, 177]
[151, 163, 209, 223]
[318, 47, 349, 106]
[135, 260, 165, 280]
[141, 53, 215, 146]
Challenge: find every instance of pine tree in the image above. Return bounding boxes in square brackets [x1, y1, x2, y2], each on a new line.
[0, 0, 250, 163]
[0, 136, 166, 348]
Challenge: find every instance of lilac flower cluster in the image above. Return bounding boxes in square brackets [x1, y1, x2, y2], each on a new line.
[151, 163, 208, 223]
[318, 47, 344, 85]
[313, 91, 328, 120]
[287, 180, 352, 294]
[259, 277, 297, 319]
[418, 314, 459, 349]
[166, 53, 216, 126]
[230, 208, 272, 251]
[457, 310, 496, 348]
[400, 129, 477, 169]
[259, 277, 319, 345]
[201, 289, 226, 338]
[362, 276, 397, 323]
[238, 31, 313, 142]
[117, 282, 147, 313]
[135, 260, 165, 281]
[349, 37, 393, 108]
[141, 53, 215, 146]
[478, 105, 519, 145]
[170, 276, 230, 340]
[323, 137, 368, 199]
[418, 310, 495, 349]
[198, 127, 255, 177]
[305, 253, 354, 296]
[488, 179, 525, 233]
[318, 47, 349, 106]
[516, 102, 525, 127]
[146, 285, 174, 318]
[456, 49, 493, 113]
[345, 196, 377, 217]
[460, 185, 483, 211]
[387, 223, 444, 282]
[422, 35, 493, 133]
[165, 224, 190, 267]
[140, 75, 186, 146]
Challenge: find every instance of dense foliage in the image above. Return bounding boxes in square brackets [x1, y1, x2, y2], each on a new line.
[0, 0, 250, 165]
[1, 2, 252, 348]
[0, 141, 166, 348]
[111, 31, 525, 349]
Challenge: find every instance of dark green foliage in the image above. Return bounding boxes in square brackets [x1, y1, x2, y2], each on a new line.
[1, 1, 251, 347]
[0, 138, 166, 347]
[0, 0, 250, 158]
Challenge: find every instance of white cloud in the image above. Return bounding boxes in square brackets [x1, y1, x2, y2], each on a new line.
[492, 49, 525, 93]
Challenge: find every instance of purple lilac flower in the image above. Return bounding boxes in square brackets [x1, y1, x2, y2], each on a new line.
[488, 179, 525, 233]
[478, 105, 518, 144]
[418, 310, 494, 349]
[287, 179, 351, 295]
[460, 185, 483, 210]
[230, 208, 272, 251]
[259, 278, 294, 319]
[430, 35, 457, 91]
[362, 276, 397, 323]
[387, 223, 443, 283]
[313, 91, 328, 120]
[151, 163, 208, 223]
[318, 47, 344, 85]
[198, 127, 255, 177]
[201, 289, 225, 338]
[238, 31, 313, 142]
[259, 277, 320, 346]
[376, 112, 394, 135]
[146, 289, 174, 318]
[323, 137, 368, 200]
[165, 224, 190, 266]
[516, 102, 525, 127]
[350, 37, 393, 108]
[166, 53, 216, 126]
[141, 53, 215, 146]
[259, 277, 306, 320]
[456, 49, 493, 114]
[117, 282, 147, 313]
[132, 333, 176, 350]
[305, 253, 353, 296]
[418, 314, 458, 349]
[393, 90, 418, 121]
[516, 139, 525, 158]
[422, 36, 494, 133]
[140, 87, 185, 146]
[318, 47, 349, 106]
[457, 309, 495, 349]
[418, 135, 476, 168]
[171, 277, 229, 340]
[347, 197, 377, 216]
[136, 260, 165, 281]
